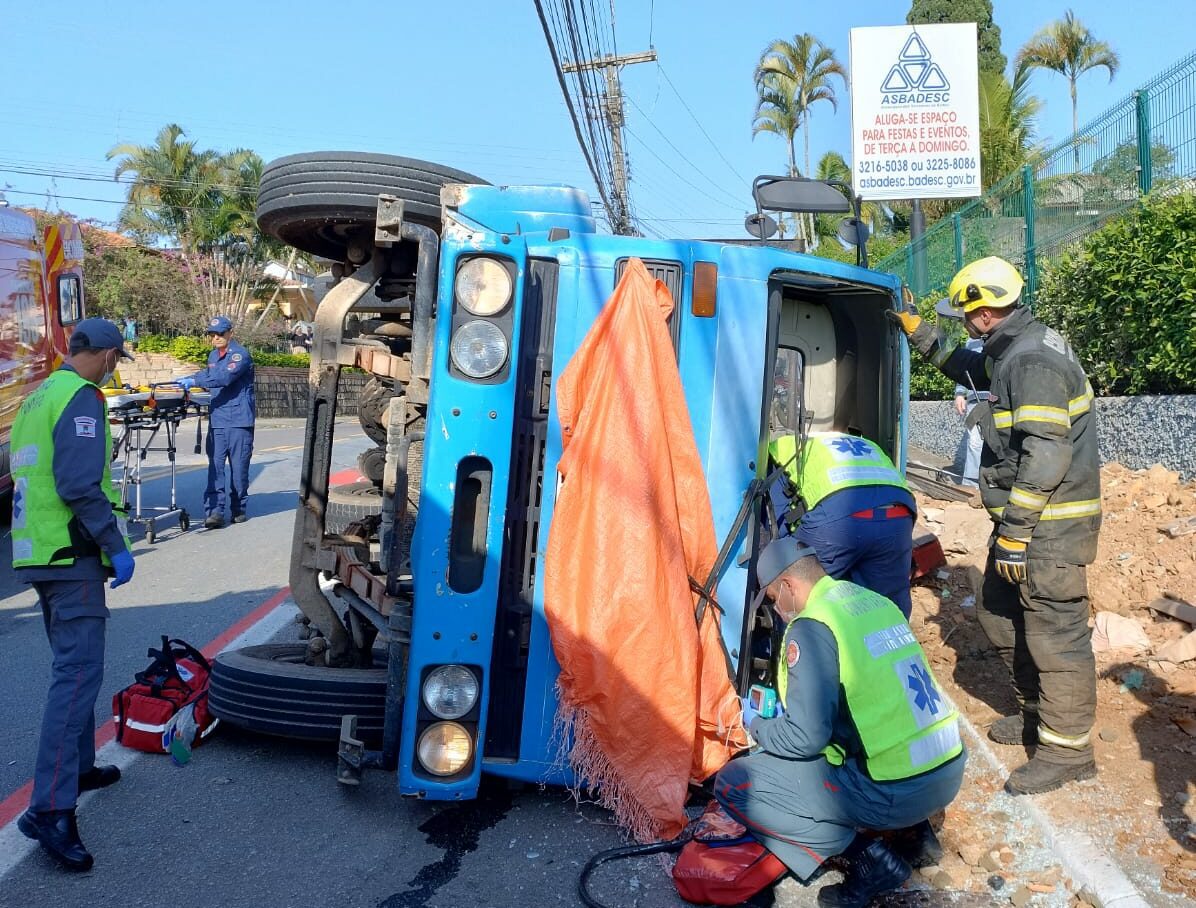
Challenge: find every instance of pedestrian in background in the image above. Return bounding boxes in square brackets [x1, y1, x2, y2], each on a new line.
[11, 317, 136, 871]
[953, 337, 987, 488]
[178, 315, 256, 529]
[891, 256, 1101, 796]
[122, 316, 137, 351]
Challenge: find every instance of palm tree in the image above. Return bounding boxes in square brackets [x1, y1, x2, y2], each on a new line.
[1016, 10, 1118, 167]
[754, 34, 847, 181]
[107, 123, 223, 255]
[752, 70, 802, 180]
[978, 65, 1043, 188]
[812, 151, 888, 241]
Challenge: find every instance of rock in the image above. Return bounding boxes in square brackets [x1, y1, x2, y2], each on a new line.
[931, 870, 955, 889]
[1098, 727, 1120, 743]
[1027, 882, 1056, 894]
[988, 874, 1006, 891]
[1141, 493, 1169, 510]
[999, 848, 1015, 865]
[936, 569, 951, 581]
[981, 851, 1003, 872]
[924, 507, 946, 523]
[1010, 886, 1035, 907]
[1168, 490, 1184, 506]
[959, 842, 986, 866]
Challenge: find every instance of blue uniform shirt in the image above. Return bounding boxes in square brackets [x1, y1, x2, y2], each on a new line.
[17, 365, 125, 586]
[190, 340, 256, 428]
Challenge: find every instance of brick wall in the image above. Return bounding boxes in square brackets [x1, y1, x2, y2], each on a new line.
[118, 354, 369, 419]
[254, 367, 368, 418]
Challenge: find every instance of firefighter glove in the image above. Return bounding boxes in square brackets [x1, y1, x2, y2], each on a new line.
[885, 307, 923, 337]
[994, 535, 1028, 584]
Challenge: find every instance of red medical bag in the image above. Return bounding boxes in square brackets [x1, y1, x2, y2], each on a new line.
[113, 636, 217, 753]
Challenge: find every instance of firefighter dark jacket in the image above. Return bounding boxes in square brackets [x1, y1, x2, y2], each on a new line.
[912, 306, 1101, 564]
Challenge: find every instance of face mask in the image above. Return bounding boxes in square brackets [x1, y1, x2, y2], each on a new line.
[100, 351, 116, 387]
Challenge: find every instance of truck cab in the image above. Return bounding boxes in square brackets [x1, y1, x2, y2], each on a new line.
[210, 153, 908, 799]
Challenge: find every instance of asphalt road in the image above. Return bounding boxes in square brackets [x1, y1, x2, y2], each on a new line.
[0, 417, 1016, 908]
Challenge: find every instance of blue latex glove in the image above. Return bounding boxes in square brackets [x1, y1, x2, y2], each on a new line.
[741, 695, 761, 729]
[177, 377, 196, 391]
[109, 549, 135, 589]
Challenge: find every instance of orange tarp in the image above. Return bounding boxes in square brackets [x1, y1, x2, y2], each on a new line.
[545, 258, 747, 842]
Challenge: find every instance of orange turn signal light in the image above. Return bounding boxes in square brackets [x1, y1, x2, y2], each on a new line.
[692, 262, 717, 318]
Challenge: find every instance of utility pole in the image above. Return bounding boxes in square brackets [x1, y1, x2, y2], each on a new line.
[562, 49, 656, 235]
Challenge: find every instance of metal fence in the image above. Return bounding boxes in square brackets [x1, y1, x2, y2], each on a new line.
[875, 51, 1196, 303]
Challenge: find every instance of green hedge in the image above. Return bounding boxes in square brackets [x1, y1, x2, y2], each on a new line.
[1034, 191, 1196, 395]
[138, 334, 309, 369]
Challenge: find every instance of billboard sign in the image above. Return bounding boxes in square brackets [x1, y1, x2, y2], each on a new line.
[850, 23, 981, 201]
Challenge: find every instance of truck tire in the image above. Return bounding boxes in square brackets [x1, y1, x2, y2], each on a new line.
[208, 643, 388, 743]
[358, 376, 396, 447]
[256, 152, 487, 260]
[326, 481, 382, 535]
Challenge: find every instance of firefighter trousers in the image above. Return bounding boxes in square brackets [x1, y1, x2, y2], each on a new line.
[977, 552, 1096, 760]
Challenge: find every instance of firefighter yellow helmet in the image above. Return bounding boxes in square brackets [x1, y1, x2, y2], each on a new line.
[947, 257, 1025, 313]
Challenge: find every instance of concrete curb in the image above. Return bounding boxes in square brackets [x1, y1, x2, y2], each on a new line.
[953, 706, 1152, 908]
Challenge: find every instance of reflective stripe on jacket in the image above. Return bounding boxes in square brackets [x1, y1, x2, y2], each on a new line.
[779, 576, 962, 780]
[910, 307, 1101, 564]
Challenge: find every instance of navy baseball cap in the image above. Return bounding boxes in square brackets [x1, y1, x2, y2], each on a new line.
[69, 317, 134, 359]
[205, 315, 233, 334]
[756, 538, 817, 588]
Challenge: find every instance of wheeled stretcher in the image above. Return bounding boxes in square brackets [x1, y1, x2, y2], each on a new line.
[106, 383, 211, 544]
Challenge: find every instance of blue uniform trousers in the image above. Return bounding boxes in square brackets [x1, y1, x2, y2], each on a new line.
[31, 580, 106, 813]
[795, 509, 915, 618]
[204, 426, 254, 518]
[714, 751, 965, 880]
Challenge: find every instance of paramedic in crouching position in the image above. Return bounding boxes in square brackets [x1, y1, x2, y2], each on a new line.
[768, 431, 916, 618]
[715, 539, 965, 908]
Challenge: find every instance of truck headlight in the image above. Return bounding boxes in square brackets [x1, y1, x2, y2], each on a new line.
[417, 722, 474, 776]
[455, 258, 513, 316]
[450, 320, 508, 379]
[422, 665, 479, 720]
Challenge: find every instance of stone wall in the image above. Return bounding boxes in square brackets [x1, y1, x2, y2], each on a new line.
[118, 353, 368, 419]
[909, 396, 1196, 480]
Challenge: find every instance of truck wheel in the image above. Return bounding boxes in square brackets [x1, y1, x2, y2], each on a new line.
[208, 643, 387, 743]
[326, 481, 382, 535]
[357, 447, 387, 485]
[358, 376, 396, 446]
[256, 152, 487, 260]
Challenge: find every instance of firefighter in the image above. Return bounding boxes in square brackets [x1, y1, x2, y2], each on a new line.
[718, 539, 965, 908]
[12, 318, 136, 871]
[178, 315, 256, 529]
[768, 432, 916, 617]
[888, 256, 1100, 795]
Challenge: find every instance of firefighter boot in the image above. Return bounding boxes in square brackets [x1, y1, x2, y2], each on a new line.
[988, 711, 1037, 746]
[1005, 748, 1097, 796]
[78, 764, 121, 793]
[818, 835, 911, 908]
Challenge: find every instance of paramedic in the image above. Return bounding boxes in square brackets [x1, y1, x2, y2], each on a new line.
[178, 315, 256, 529]
[889, 256, 1100, 795]
[12, 317, 135, 872]
[716, 538, 965, 908]
[768, 432, 916, 617]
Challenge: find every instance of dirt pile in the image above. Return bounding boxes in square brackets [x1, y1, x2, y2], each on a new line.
[911, 462, 1196, 903]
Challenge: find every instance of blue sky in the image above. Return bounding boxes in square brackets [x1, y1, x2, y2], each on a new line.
[2, 1, 1192, 239]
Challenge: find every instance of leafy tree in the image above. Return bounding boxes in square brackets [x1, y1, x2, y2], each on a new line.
[978, 66, 1042, 189]
[1035, 191, 1196, 395]
[907, 0, 1006, 76]
[1016, 10, 1119, 165]
[107, 125, 283, 329]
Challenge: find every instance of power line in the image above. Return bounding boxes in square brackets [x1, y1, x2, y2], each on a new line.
[657, 62, 753, 186]
[624, 125, 745, 213]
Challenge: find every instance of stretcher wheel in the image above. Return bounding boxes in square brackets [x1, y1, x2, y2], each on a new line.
[145, 525, 156, 545]
[180, 511, 191, 532]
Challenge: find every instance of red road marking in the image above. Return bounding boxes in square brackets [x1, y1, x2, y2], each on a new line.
[0, 586, 293, 828]
[330, 468, 363, 485]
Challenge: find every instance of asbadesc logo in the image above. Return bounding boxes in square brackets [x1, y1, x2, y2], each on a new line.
[881, 33, 951, 105]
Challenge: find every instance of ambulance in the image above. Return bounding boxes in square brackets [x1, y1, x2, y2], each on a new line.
[0, 206, 86, 495]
